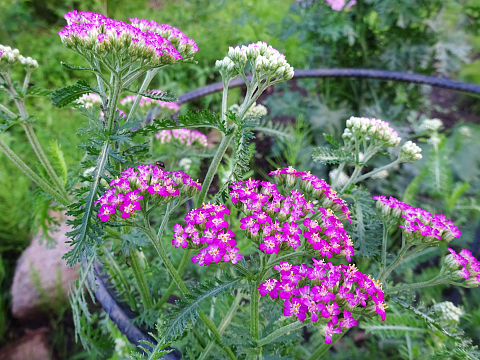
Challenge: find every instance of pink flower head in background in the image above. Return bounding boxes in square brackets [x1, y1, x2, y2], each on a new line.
[156, 129, 208, 147]
[95, 164, 200, 222]
[373, 195, 461, 245]
[259, 260, 386, 343]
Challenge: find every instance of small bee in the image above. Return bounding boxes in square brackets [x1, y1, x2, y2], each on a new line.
[154, 160, 166, 169]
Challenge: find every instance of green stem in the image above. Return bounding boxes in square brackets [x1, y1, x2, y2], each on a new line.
[378, 245, 409, 283]
[103, 248, 139, 312]
[0, 136, 69, 205]
[199, 311, 238, 360]
[331, 162, 346, 190]
[256, 321, 307, 347]
[251, 284, 260, 341]
[198, 290, 243, 360]
[353, 159, 401, 184]
[107, 78, 122, 135]
[233, 263, 255, 279]
[156, 249, 191, 309]
[195, 130, 236, 207]
[128, 248, 153, 309]
[22, 70, 32, 95]
[126, 69, 158, 124]
[381, 225, 389, 272]
[21, 123, 68, 198]
[221, 79, 230, 126]
[386, 274, 447, 294]
[0, 103, 17, 118]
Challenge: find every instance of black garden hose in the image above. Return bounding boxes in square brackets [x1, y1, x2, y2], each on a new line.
[177, 68, 480, 105]
[93, 68, 480, 357]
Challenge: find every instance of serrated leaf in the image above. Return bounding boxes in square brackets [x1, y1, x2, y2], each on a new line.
[124, 88, 177, 103]
[26, 86, 53, 97]
[63, 140, 110, 266]
[120, 230, 151, 255]
[60, 61, 93, 72]
[312, 147, 355, 164]
[165, 277, 244, 340]
[51, 80, 98, 108]
[323, 133, 341, 148]
[136, 109, 227, 136]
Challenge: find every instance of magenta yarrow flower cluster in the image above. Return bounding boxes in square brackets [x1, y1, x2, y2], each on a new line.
[156, 129, 208, 147]
[445, 248, 480, 287]
[259, 260, 386, 344]
[172, 203, 242, 266]
[129, 18, 198, 59]
[96, 164, 201, 222]
[119, 92, 180, 112]
[373, 195, 461, 245]
[229, 173, 354, 262]
[59, 11, 197, 66]
[270, 167, 351, 221]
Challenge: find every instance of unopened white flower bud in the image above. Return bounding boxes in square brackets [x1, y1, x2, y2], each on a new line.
[399, 141, 422, 162]
[372, 170, 389, 179]
[420, 118, 443, 133]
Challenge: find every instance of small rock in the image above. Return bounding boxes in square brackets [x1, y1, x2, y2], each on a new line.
[11, 218, 79, 321]
[0, 327, 55, 360]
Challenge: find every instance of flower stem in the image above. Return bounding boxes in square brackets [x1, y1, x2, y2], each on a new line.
[195, 130, 236, 207]
[251, 284, 260, 341]
[103, 247, 139, 312]
[386, 274, 446, 294]
[126, 69, 158, 124]
[0, 136, 69, 205]
[22, 70, 32, 95]
[381, 225, 389, 272]
[256, 321, 307, 347]
[156, 249, 191, 309]
[107, 78, 122, 135]
[198, 290, 243, 360]
[0, 103, 17, 118]
[353, 158, 401, 184]
[142, 211, 237, 360]
[21, 123, 68, 198]
[128, 248, 153, 309]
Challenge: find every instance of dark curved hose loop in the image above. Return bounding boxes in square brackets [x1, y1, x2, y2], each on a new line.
[177, 68, 480, 105]
[93, 67, 480, 357]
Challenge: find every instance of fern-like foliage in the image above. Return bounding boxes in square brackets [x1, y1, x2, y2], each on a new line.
[64, 107, 144, 266]
[254, 117, 293, 141]
[51, 80, 99, 108]
[0, 110, 35, 133]
[136, 110, 228, 136]
[349, 187, 382, 257]
[312, 147, 355, 165]
[129, 326, 174, 360]
[123, 88, 177, 103]
[164, 275, 244, 340]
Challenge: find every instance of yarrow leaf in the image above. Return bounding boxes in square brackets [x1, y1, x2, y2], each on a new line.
[26, 85, 53, 97]
[312, 147, 355, 164]
[51, 80, 99, 108]
[323, 133, 341, 148]
[136, 110, 228, 136]
[123, 88, 177, 103]
[165, 276, 244, 340]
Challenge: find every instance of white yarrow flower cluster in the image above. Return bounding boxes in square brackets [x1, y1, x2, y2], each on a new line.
[419, 118, 443, 133]
[432, 301, 464, 324]
[217, 41, 294, 82]
[342, 116, 401, 148]
[229, 102, 268, 117]
[399, 141, 422, 162]
[0, 45, 38, 72]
